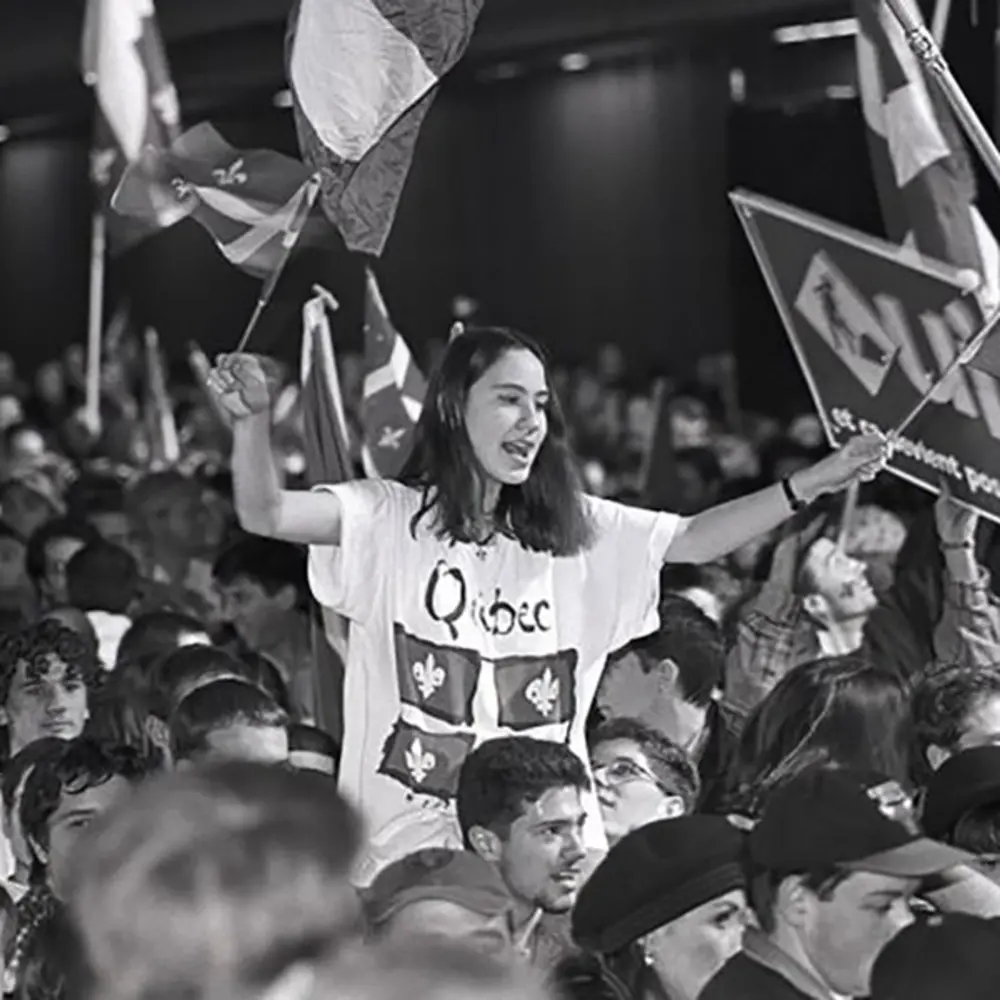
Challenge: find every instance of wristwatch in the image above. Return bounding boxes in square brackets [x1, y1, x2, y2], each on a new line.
[781, 476, 807, 512]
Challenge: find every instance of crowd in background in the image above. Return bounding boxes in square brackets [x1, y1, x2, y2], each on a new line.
[3, 332, 1000, 1000]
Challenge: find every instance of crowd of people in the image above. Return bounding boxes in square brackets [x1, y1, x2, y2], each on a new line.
[0, 324, 998, 1000]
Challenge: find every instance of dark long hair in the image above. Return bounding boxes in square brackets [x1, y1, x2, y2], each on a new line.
[399, 327, 594, 556]
[727, 653, 913, 815]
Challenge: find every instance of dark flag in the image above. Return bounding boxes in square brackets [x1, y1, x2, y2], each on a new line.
[361, 268, 427, 478]
[113, 121, 323, 279]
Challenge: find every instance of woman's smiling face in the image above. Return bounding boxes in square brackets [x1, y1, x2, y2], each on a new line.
[463, 348, 549, 491]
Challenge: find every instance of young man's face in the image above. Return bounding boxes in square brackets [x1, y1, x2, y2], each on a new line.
[218, 575, 295, 648]
[802, 538, 878, 625]
[495, 786, 587, 916]
[2, 653, 88, 755]
[44, 775, 132, 900]
[795, 869, 918, 997]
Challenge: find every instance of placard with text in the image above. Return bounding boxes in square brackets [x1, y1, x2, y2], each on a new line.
[732, 188, 1000, 523]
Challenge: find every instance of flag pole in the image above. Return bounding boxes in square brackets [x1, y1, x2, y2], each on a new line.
[83, 210, 106, 435]
[883, 0, 1000, 192]
[930, 0, 953, 44]
[233, 173, 321, 354]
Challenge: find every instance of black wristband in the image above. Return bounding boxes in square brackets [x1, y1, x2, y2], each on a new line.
[781, 476, 807, 513]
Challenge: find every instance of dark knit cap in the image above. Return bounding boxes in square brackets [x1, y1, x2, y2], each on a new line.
[870, 914, 1000, 1000]
[922, 746, 1000, 840]
[572, 815, 746, 954]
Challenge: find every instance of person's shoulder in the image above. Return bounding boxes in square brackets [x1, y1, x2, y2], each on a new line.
[701, 951, 807, 1000]
[311, 478, 421, 512]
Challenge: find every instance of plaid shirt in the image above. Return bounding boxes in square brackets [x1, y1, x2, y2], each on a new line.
[725, 563, 1000, 715]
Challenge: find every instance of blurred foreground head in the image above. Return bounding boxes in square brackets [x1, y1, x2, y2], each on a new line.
[66, 761, 363, 1000]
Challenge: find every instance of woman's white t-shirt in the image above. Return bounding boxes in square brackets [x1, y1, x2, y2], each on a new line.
[308, 480, 680, 882]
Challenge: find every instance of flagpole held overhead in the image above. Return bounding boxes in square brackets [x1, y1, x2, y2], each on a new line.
[233, 172, 322, 353]
[83, 210, 107, 437]
[882, 0, 1000, 192]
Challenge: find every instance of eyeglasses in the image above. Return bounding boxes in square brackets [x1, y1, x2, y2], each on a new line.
[594, 756, 669, 791]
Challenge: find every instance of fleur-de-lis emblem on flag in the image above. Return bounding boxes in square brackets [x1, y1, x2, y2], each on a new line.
[412, 654, 445, 701]
[525, 667, 560, 719]
[212, 158, 247, 187]
[378, 425, 405, 450]
[405, 737, 436, 784]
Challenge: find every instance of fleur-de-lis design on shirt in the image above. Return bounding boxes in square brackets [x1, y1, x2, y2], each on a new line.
[405, 737, 436, 784]
[412, 654, 445, 700]
[378, 425, 405, 450]
[525, 667, 560, 719]
[212, 158, 247, 187]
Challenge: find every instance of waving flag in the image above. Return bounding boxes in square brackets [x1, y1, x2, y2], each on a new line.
[300, 291, 353, 745]
[854, 0, 1000, 313]
[82, 0, 181, 252]
[113, 122, 322, 278]
[361, 269, 426, 478]
[288, 0, 484, 257]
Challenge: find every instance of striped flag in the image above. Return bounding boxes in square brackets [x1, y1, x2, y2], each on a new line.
[854, 0, 1000, 314]
[113, 122, 323, 279]
[300, 292, 353, 744]
[287, 0, 485, 257]
[361, 268, 427, 478]
[82, 0, 181, 252]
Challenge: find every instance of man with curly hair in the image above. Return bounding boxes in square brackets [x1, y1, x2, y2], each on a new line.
[0, 621, 99, 760]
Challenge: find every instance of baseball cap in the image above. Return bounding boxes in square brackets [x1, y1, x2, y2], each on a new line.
[922, 746, 1000, 841]
[573, 815, 747, 954]
[749, 767, 970, 876]
[870, 914, 1000, 1000]
[363, 848, 513, 929]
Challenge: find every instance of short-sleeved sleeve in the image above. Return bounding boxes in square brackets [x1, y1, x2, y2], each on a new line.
[307, 479, 409, 623]
[582, 497, 681, 652]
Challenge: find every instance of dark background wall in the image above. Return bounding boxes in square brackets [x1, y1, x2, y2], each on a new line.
[0, 52, 731, 378]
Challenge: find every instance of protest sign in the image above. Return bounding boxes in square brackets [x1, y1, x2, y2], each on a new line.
[732, 188, 1000, 524]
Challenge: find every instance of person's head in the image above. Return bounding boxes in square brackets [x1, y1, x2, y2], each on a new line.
[66, 474, 132, 552]
[921, 746, 1000, 884]
[25, 519, 97, 609]
[574, 816, 749, 1000]
[870, 913, 1000, 1000]
[288, 723, 339, 776]
[747, 766, 968, 998]
[65, 540, 139, 615]
[213, 536, 308, 648]
[126, 471, 222, 557]
[596, 596, 724, 738]
[672, 447, 723, 514]
[170, 679, 289, 766]
[589, 717, 699, 845]
[67, 762, 363, 1000]
[114, 611, 210, 671]
[38, 607, 99, 661]
[238, 650, 292, 715]
[734, 654, 912, 814]
[3, 738, 65, 878]
[21, 737, 150, 900]
[150, 644, 255, 720]
[913, 664, 1000, 775]
[364, 848, 514, 959]
[797, 536, 879, 629]
[0, 621, 99, 757]
[0, 475, 63, 542]
[657, 564, 740, 626]
[456, 737, 590, 916]
[400, 327, 593, 556]
[0, 521, 28, 594]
